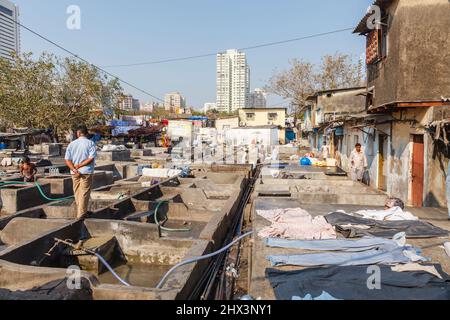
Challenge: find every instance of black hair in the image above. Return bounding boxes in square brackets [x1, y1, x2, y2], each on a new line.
[22, 156, 30, 164]
[77, 125, 89, 136]
[355, 143, 362, 147]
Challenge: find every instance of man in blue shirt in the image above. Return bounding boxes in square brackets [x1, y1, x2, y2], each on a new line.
[64, 125, 97, 219]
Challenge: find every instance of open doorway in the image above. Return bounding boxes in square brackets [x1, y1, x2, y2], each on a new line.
[378, 134, 388, 191]
[411, 135, 425, 207]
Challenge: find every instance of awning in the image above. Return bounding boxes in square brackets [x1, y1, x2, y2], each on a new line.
[353, 0, 395, 34]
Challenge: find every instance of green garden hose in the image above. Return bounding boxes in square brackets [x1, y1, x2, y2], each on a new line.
[0, 181, 74, 201]
[154, 200, 191, 232]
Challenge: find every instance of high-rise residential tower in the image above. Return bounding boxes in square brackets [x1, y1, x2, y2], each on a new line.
[216, 49, 250, 113]
[164, 92, 186, 113]
[249, 88, 267, 108]
[0, 0, 20, 61]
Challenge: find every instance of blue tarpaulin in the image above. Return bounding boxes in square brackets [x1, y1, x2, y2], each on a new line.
[112, 126, 140, 136]
[108, 120, 138, 127]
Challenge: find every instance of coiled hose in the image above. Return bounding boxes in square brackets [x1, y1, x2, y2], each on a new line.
[154, 200, 191, 232]
[0, 181, 74, 201]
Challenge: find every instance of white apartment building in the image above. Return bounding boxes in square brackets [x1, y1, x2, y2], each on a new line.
[249, 88, 267, 108]
[204, 102, 217, 113]
[139, 102, 154, 113]
[0, 0, 20, 61]
[216, 49, 250, 113]
[164, 92, 186, 113]
[120, 94, 140, 111]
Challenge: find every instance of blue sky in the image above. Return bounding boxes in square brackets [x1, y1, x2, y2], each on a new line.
[14, 0, 371, 109]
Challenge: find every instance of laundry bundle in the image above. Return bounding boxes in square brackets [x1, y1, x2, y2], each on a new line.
[267, 264, 450, 300]
[348, 206, 418, 221]
[257, 207, 336, 240]
[265, 234, 428, 267]
[325, 212, 449, 238]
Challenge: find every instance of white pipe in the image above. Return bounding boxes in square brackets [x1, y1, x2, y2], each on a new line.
[156, 231, 254, 289]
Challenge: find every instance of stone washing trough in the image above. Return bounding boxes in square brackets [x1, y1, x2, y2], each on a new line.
[0, 219, 212, 300]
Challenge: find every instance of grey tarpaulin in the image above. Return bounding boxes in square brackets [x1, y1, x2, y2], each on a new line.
[325, 212, 449, 238]
[266, 265, 450, 300]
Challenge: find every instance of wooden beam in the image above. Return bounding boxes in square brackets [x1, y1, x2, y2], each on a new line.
[397, 102, 450, 108]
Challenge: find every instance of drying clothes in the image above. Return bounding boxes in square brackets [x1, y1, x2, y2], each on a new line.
[391, 263, 443, 280]
[257, 208, 336, 240]
[447, 160, 450, 218]
[325, 212, 449, 238]
[264, 236, 402, 252]
[351, 207, 418, 221]
[265, 233, 426, 267]
[292, 291, 340, 301]
[267, 246, 427, 267]
[266, 265, 450, 300]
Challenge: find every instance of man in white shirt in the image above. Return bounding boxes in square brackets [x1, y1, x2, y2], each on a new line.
[349, 143, 367, 182]
[321, 142, 330, 160]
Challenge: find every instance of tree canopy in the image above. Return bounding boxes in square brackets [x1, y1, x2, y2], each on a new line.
[266, 52, 364, 116]
[0, 52, 123, 139]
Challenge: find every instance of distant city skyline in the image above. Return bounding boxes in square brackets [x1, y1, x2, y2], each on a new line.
[10, 0, 369, 109]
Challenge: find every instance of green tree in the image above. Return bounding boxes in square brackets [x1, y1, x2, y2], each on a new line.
[52, 56, 123, 139]
[0, 52, 55, 129]
[0, 52, 123, 141]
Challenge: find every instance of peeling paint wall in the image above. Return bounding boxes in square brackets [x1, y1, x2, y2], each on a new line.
[388, 122, 412, 204]
[369, 0, 450, 107]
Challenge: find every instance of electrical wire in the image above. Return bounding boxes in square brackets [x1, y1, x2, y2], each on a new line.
[101, 27, 355, 68]
[0, 12, 164, 102]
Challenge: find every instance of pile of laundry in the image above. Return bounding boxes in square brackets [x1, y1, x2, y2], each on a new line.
[258, 206, 450, 300]
[257, 208, 336, 240]
[101, 144, 128, 152]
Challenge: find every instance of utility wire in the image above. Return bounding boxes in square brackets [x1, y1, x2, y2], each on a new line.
[101, 27, 355, 68]
[0, 12, 164, 102]
[267, 99, 292, 108]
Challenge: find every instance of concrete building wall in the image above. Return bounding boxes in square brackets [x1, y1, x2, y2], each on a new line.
[239, 108, 286, 144]
[390, 107, 450, 208]
[317, 88, 367, 121]
[239, 108, 286, 127]
[167, 119, 193, 142]
[214, 117, 239, 131]
[367, 0, 450, 108]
